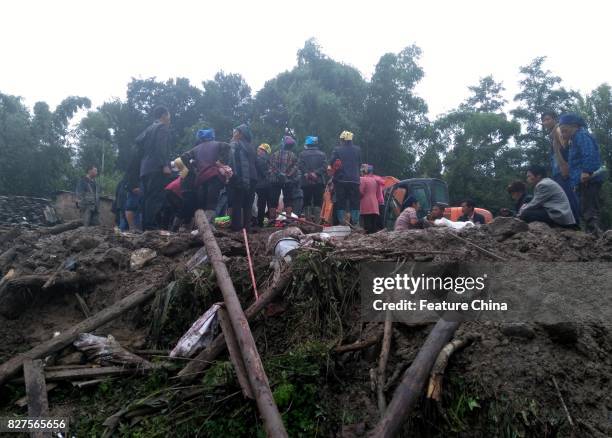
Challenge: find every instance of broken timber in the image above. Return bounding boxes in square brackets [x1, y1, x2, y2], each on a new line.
[0, 283, 159, 387]
[369, 319, 461, 437]
[23, 359, 50, 438]
[218, 306, 254, 399]
[193, 209, 288, 437]
[177, 267, 293, 381]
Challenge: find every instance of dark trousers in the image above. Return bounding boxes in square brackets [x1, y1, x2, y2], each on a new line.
[579, 181, 602, 234]
[334, 181, 360, 211]
[554, 175, 580, 224]
[302, 184, 324, 208]
[197, 177, 224, 211]
[270, 183, 295, 209]
[362, 214, 379, 234]
[520, 207, 556, 225]
[228, 186, 255, 232]
[256, 186, 272, 226]
[142, 171, 169, 230]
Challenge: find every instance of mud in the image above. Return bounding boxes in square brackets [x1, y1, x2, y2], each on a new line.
[0, 220, 610, 437]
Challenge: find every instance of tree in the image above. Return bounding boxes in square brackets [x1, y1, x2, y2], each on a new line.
[362, 45, 429, 177]
[199, 72, 252, 142]
[511, 57, 579, 166]
[460, 75, 507, 113]
[252, 39, 367, 153]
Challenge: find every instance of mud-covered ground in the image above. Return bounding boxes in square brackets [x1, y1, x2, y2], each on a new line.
[0, 220, 610, 437]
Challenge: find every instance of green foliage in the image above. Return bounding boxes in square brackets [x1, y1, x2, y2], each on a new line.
[362, 45, 429, 177]
[511, 56, 579, 165]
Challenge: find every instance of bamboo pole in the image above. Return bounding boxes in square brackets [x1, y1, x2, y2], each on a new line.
[194, 209, 288, 438]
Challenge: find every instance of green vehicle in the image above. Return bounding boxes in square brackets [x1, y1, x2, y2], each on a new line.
[382, 178, 450, 230]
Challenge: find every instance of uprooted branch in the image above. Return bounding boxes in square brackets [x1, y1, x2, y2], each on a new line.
[426, 333, 480, 402]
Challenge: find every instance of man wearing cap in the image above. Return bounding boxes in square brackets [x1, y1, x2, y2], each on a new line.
[541, 110, 580, 224]
[255, 143, 273, 227]
[227, 124, 258, 232]
[136, 105, 172, 230]
[330, 131, 362, 225]
[298, 136, 327, 223]
[559, 113, 604, 236]
[174, 128, 231, 223]
[269, 135, 299, 219]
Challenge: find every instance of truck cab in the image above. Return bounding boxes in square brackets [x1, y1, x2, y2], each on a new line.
[382, 178, 493, 230]
[382, 178, 449, 230]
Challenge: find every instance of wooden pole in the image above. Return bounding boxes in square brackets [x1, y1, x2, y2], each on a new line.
[23, 359, 50, 438]
[194, 209, 288, 438]
[376, 314, 393, 414]
[218, 306, 254, 399]
[0, 284, 159, 387]
[369, 319, 460, 438]
[177, 267, 292, 382]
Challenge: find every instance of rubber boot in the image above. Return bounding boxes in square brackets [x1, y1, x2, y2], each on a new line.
[336, 209, 346, 225]
[350, 210, 360, 226]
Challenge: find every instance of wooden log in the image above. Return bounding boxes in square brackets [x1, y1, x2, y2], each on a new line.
[23, 359, 50, 438]
[426, 334, 479, 402]
[38, 220, 83, 236]
[74, 293, 91, 318]
[0, 283, 159, 388]
[376, 314, 393, 414]
[218, 307, 254, 399]
[193, 209, 288, 438]
[177, 267, 292, 382]
[13, 364, 161, 383]
[334, 332, 383, 354]
[15, 383, 58, 408]
[0, 272, 108, 318]
[0, 247, 17, 273]
[369, 319, 461, 438]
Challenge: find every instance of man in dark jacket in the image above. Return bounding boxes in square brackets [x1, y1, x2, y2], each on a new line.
[299, 136, 327, 223]
[506, 181, 533, 215]
[228, 124, 257, 232]
[137, 105, 172, 230]
[75, 165, 100, 226]
[458, 199, 485, 224]
[330, 131, 361, 225]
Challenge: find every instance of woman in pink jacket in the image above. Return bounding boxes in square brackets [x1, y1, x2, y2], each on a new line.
[360, 165, 384, 233]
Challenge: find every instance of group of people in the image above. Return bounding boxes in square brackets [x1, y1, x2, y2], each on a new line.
[77, 106, 604, 237]
[501, 111, 604, 235]
[107, 106, 383, 233]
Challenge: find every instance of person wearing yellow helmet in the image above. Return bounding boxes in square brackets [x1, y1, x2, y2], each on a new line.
[330, 131, 361, 226]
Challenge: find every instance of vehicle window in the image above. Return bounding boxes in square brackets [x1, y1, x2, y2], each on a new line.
[412, 186, 430, 212]
[432, 181, 449, 205]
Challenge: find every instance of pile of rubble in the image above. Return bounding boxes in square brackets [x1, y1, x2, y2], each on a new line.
[0, 195, 59, 226]
[0, 217, 610, 437]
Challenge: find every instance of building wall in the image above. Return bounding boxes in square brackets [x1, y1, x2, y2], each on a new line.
[0, 193, 115, 227]
[54, 191, 115, 227]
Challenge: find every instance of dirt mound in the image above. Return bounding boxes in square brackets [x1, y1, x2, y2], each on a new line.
[0, 220, 610, 437]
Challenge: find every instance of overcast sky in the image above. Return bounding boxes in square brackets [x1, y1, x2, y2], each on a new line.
[2, 0, 610, 119]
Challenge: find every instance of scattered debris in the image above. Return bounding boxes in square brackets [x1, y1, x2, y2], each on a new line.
[130, 248, 157, 270]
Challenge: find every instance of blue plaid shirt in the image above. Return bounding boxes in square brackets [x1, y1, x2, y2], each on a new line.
[568, 127, 602, 189]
